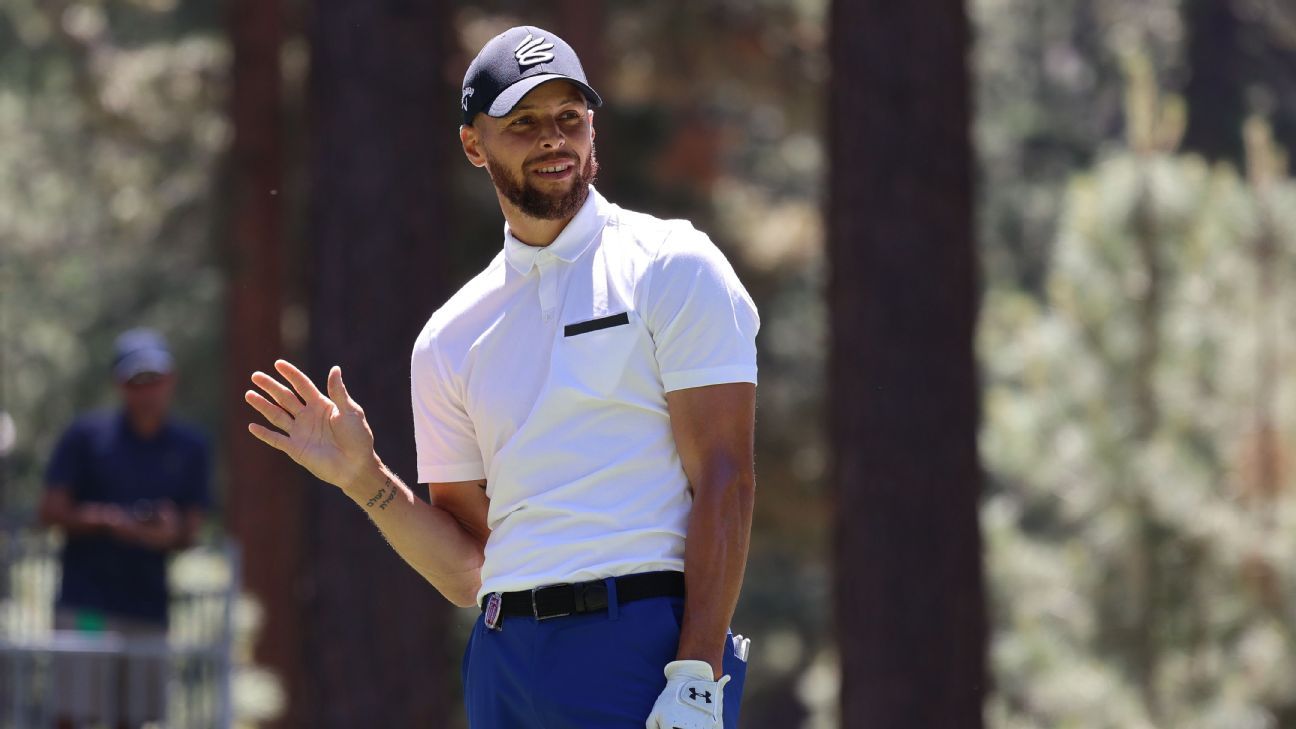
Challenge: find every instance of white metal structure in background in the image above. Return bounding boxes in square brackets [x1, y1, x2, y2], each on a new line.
[0, 529, 239, 729]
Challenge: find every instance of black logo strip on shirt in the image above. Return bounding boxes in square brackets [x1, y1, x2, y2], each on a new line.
[564, 312, 630, 337]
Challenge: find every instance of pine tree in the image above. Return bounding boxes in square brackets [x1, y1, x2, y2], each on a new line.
[981, 57, 1296, 729]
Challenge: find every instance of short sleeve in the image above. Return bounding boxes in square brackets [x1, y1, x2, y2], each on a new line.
[411, 339, 487, 483]
[45, 422, 88, 493]
[643, 227, 760, 392]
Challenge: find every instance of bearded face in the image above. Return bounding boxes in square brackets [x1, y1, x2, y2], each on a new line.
[484, 143, 600, 221]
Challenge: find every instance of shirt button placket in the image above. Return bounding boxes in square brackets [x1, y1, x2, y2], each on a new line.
[537, 252, 557, 323]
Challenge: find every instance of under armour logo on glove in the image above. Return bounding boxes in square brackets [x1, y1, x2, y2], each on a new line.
[514, 34, 555, 67]
[646, 659, 730, 729]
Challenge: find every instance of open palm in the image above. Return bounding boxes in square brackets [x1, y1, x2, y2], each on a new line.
[245, 360, 376, 489]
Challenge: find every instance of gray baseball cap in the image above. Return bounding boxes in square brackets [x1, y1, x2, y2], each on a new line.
[112, 328, 174, 382]
[460, 26, 602, 126]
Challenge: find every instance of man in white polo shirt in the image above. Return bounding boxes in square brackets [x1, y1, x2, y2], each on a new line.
[245, 25, 757, 729]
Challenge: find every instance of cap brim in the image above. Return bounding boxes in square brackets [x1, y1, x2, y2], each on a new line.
[114, 350, 174, 381]
[486, 74, 603, 118]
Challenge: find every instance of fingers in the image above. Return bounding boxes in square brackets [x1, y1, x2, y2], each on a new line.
[274, 359, 324, 402]
[245, 390, 295, 432]
[247, 422, 291, 452]
[326, 366, 354, 412]
[251, 370, 306, 416]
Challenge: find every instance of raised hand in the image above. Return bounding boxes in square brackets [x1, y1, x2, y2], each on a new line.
[245, 360, 378, 491]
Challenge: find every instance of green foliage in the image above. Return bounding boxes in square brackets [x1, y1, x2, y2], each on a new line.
[0, 1, 227, 515]
[972, 0, 1184, 290]
[981, 67, 1296, 726]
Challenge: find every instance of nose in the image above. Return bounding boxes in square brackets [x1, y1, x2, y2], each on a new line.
[537, 116, 566, 150]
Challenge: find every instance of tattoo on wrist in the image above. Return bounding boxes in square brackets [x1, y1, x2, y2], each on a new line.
[364, 477, 399, 511]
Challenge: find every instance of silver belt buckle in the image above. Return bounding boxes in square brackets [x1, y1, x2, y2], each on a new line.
[531, 583, 571, 620]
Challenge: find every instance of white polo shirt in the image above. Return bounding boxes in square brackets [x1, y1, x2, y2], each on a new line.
[410, 187, 759, 601]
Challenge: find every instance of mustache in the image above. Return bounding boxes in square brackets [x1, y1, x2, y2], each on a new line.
[527, 152, 580, 168]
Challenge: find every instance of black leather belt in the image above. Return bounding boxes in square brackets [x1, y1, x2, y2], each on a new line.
[482, 571, 685, 621]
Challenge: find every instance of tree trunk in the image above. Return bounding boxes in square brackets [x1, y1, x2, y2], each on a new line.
[1181, 0, 1248, 163]
[224, 1, 306, 725]
[303, 0, 455, 726]
[828, 1, 987, 727]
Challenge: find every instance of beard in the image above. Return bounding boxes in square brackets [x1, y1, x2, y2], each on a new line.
[485, 144, 599, 221]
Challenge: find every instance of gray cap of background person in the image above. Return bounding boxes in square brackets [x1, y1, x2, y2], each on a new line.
[112, 328, 174, 382]
[460, 25, 602, 126]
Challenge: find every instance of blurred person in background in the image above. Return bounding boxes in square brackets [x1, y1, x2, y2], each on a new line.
[38, 328, 211, 729]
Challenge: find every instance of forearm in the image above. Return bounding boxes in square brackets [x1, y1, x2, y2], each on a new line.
[47, 512, 106, 537]
[345, 459, 485, 607]
[245, 362, 486, 605]
[40, 499, 115, 538]
[676, 470, 755, 678]
[119, 525, 176, 551]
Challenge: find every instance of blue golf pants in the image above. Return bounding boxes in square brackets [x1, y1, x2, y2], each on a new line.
[461, 586, 747, 728]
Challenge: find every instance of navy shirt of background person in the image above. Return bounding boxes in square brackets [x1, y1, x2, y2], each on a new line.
[39, 328, 211, 627]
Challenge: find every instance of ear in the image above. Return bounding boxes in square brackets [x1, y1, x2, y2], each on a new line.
[460, 124, 488, 169]
[588, 109, 596, 141]
[156, 373, 178, 396]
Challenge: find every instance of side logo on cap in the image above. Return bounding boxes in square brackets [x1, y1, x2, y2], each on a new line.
[461, 86, 474, 111]
[514, 34, 555, 67]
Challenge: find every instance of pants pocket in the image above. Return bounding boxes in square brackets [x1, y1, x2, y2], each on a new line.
[461, 617, 479, 690]
[722, 637, 748, 729]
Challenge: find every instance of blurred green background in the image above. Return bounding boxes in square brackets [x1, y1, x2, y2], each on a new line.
[1, 0, 1295, 727]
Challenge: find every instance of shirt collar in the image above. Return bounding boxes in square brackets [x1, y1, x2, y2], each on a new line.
[503, 186, 611, 275]
[116, 409, 169, 443]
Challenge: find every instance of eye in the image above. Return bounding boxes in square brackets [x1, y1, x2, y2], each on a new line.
[510, 116, 533, 127]
[560, 110, 584, 122]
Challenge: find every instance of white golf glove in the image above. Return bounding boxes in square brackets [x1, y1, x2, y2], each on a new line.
[646, 659, 730, 729]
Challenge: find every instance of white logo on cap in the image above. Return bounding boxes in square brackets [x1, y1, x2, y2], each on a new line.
[461, 86, 474, 111]
[514, 34, 555, 67]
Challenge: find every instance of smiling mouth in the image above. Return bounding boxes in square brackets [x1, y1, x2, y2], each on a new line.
[530, 157, 577, 179]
